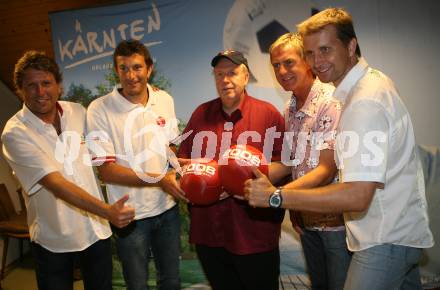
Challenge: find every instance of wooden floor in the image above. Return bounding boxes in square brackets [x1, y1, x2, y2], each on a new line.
[279, 275, 311, 290]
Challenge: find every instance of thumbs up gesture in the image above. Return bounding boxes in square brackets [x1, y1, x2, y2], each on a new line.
[108, 195, 135, 228]
[243, 166, 276, 208]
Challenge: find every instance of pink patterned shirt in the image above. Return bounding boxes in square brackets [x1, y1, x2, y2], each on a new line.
[285, 79, 344, 229]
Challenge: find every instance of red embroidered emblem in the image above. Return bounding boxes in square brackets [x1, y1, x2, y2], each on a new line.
[156, 116, 166, 127]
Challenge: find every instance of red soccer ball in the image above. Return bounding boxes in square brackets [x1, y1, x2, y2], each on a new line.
[219, 144, 269, 196]
[180, 159, 222, 205]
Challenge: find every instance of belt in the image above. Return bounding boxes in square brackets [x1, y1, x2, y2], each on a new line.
[290, 210, 345, 228]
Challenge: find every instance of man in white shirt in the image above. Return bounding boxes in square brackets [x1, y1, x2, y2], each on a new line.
[1, 51, 135, 290]
[87, 40, 184, 290]
[244, 8, 434, 290]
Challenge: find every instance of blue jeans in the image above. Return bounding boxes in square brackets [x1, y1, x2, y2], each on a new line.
[301, 229, 352, 290]
[344, 244, 423, 290]
[114, 205, 181, 290]
[31, 238, 112, 290]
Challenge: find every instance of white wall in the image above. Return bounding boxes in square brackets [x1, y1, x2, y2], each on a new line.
[312, 0, 440, 145]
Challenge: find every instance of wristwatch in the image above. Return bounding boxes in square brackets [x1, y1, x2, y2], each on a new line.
[269, 187, 283, 208]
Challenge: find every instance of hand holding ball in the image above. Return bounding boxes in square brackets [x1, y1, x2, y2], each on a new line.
[180, 160, 222, 205]
[219, 145, 268, 196]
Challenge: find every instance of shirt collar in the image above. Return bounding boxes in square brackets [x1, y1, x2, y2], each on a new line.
[20, 101, 64, 132]
[111, 83, 157, 112]
[290, 78, 322, 118]
[333, 57, 369, 104]
[219, 91, 249, 122]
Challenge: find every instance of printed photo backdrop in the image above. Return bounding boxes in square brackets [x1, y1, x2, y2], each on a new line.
[49, 0, 315, 119]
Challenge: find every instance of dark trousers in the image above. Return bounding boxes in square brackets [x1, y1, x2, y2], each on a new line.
[300, 230, 351, 290]
[31, 238, 112, 290]
[196, 245, 280, 290]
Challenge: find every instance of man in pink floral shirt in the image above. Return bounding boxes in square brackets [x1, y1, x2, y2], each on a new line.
[268, 33, 351, 290]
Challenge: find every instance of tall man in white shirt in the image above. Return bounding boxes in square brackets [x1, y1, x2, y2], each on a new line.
[1, 51, 135, 290]
[87, 40, 184, 290]
[244, 8, 434, 290]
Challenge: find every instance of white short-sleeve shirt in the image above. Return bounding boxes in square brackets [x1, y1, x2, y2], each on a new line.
[334, 58, 434, 251]
[86, 85, 178, 219]
[1, 101, 111, 252]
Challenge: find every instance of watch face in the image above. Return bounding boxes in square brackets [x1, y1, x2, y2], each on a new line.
[270, 194, 281, 208]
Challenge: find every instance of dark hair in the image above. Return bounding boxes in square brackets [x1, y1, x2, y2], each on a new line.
[113, 40, 153, 69]
[14, 51, 62, 90]
[297, 8, 361, 57]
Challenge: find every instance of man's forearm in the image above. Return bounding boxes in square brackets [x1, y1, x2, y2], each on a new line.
[281, 181, 376, 213]
[284, 164, 335, 190]
[268, 162, 291, 184]
[283, 149, 337, 190]
[40, 172, 111, 220]
[97, 162, 164, 187]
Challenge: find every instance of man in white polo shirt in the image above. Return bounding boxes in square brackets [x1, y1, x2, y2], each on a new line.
[87, 40, 184, 290]
[244, 8, 434, 290]
[1, 51, 135, 290]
